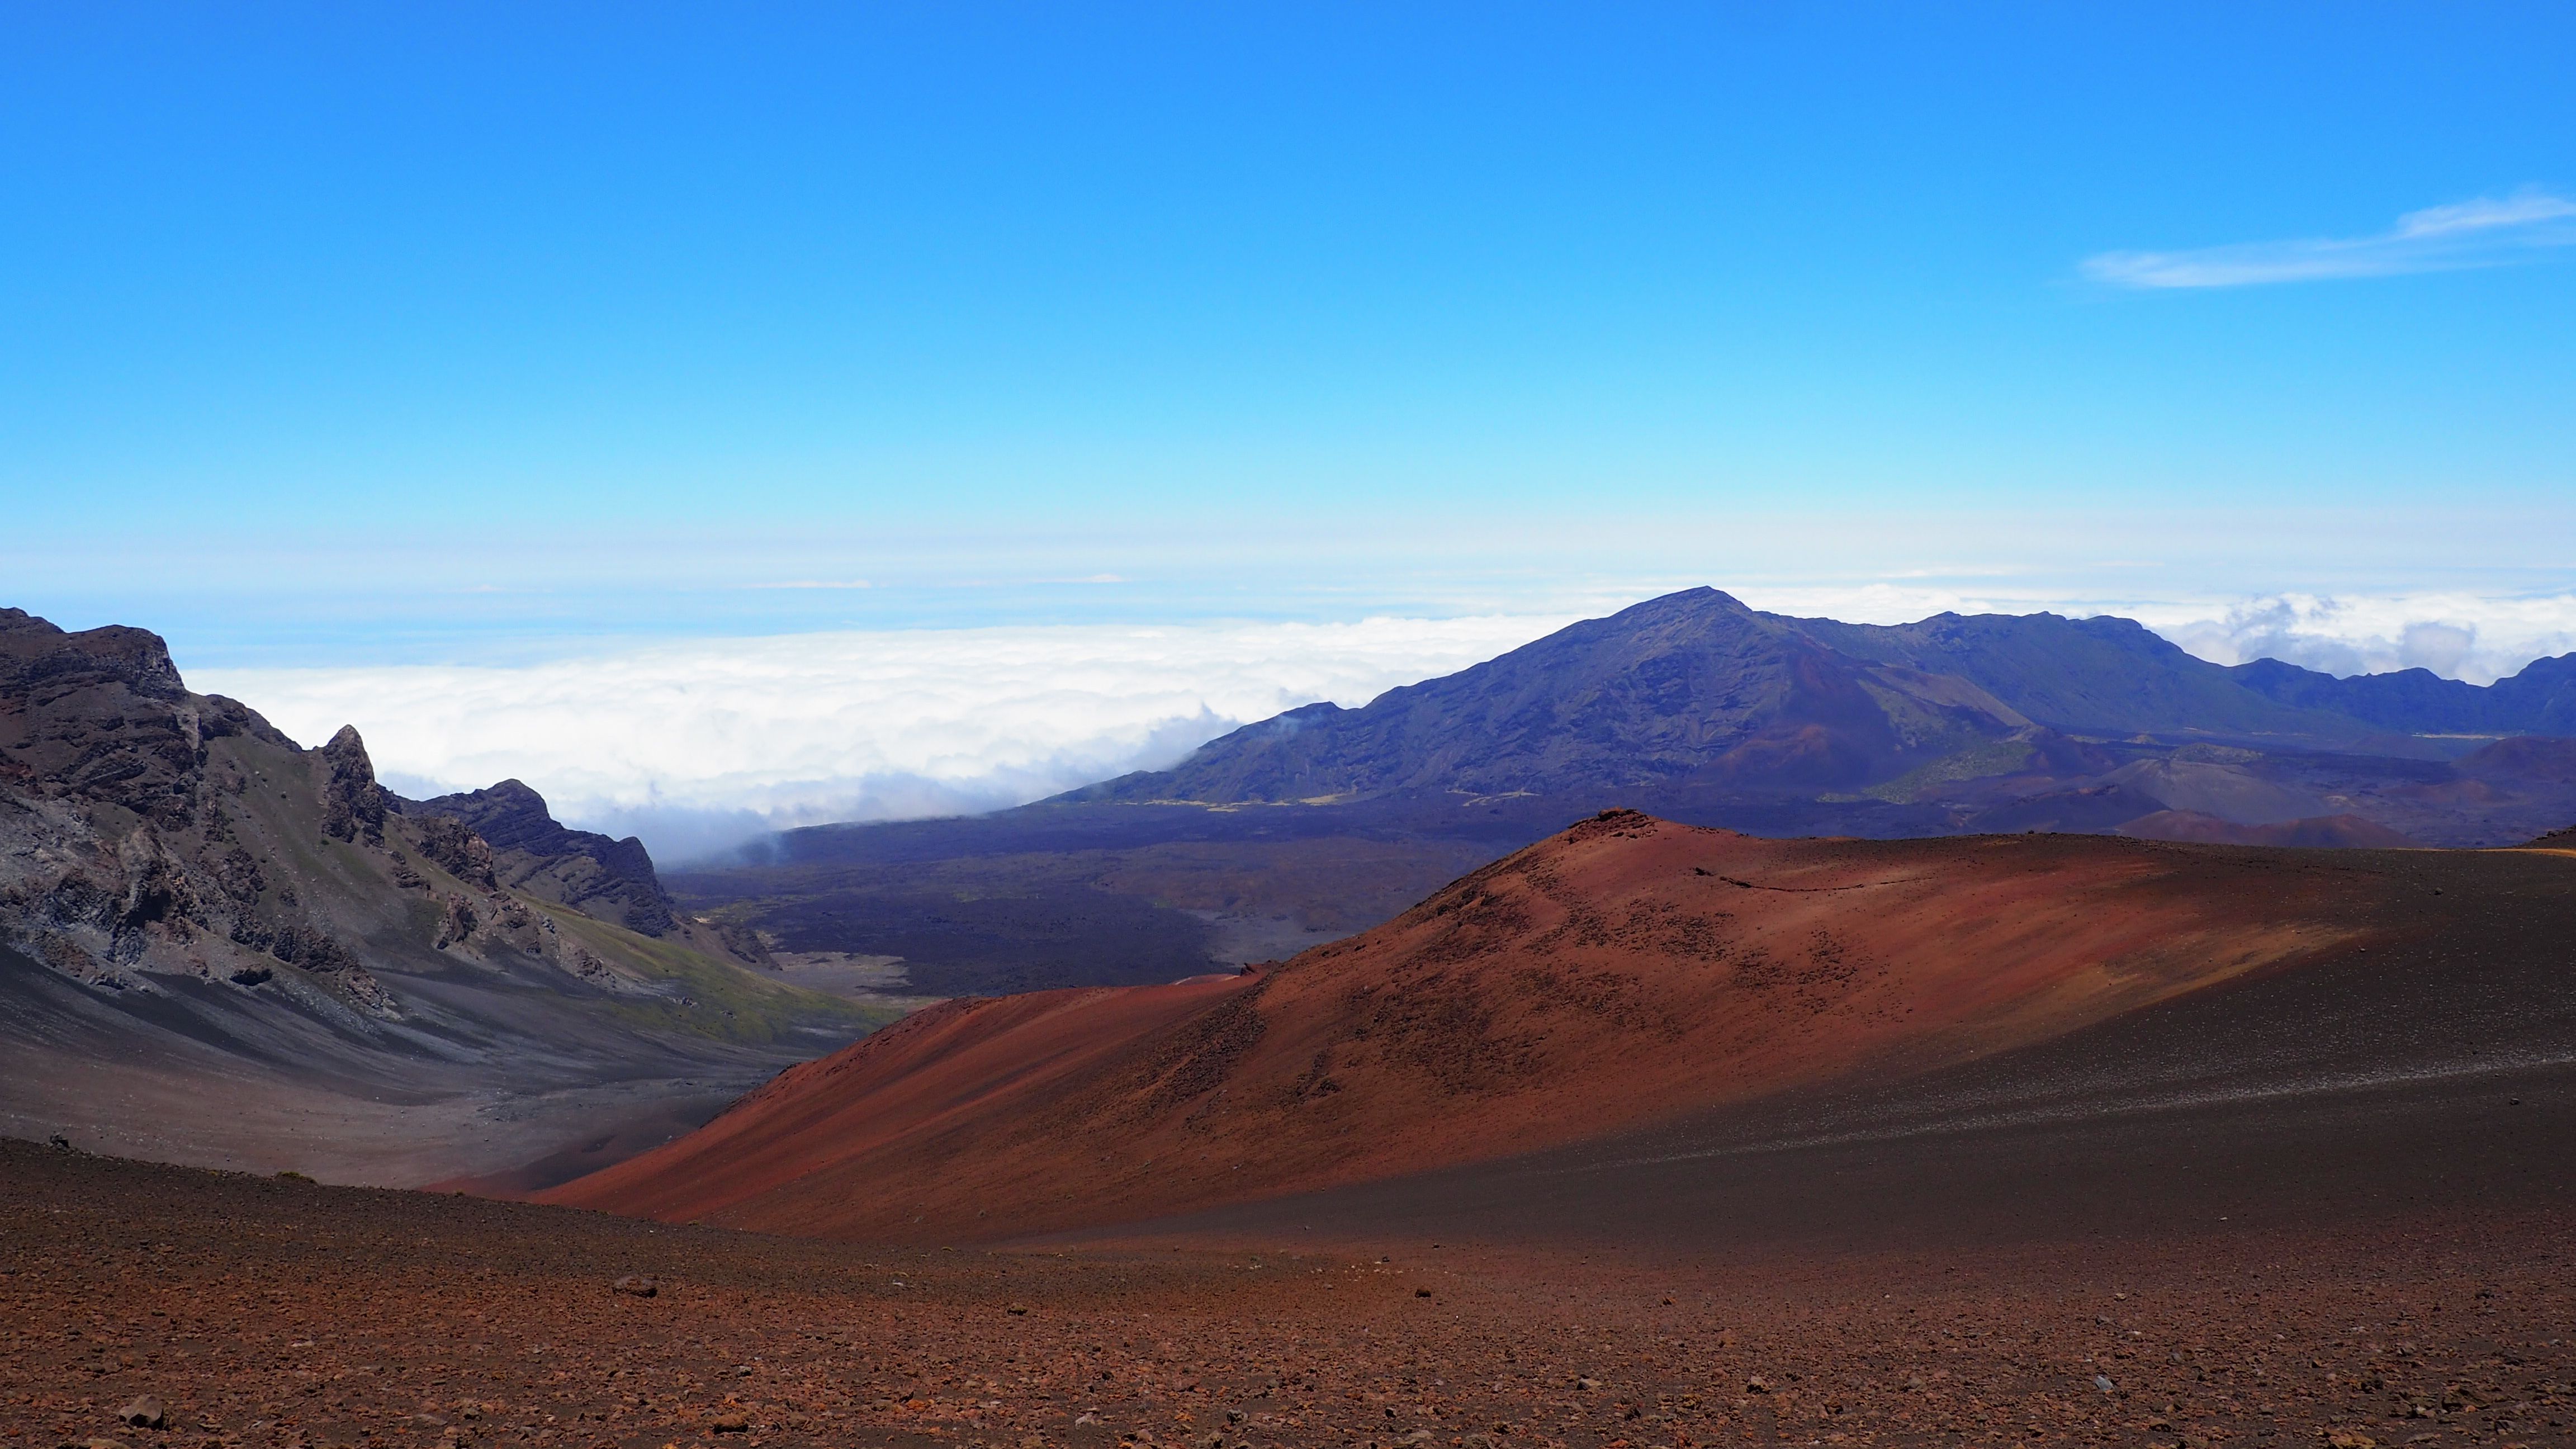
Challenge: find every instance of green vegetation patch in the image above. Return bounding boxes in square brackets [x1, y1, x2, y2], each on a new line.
[539, 902, 896, 1045]
[1849, 738, 2040, 804]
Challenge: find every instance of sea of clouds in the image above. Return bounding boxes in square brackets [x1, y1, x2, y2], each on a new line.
[195, 589, 2576, 864]
[195, 614, 1579, 863]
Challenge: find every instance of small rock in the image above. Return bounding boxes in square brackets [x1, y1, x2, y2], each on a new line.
[2323, 1432, 2376, 1449]
[710, 1412, 751, 1433]
[1007, 1302, 1031, 1315]
[1575, 1376, 1601, 1391]
[1225, 1409, 1246, 1424]
[119, 1395, 167, 1429]
[1745, 1377, 1770, 1394]
[613, 1274, 658, 1298]
[1414, 1287, 1432, 1298]
[2092, 1375, 2114, 1394]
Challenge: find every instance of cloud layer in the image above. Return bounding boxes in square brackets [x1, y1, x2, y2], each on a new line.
[195, 615, 1574, 863]
[2083, 190, 2576, 288]
[195, 593, 2576, 864]
[2149, 591, 2576, 684]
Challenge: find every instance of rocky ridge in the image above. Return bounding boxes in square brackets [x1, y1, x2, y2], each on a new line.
[404, 778, 681, 937]
[0, 607, 875, 1185]
[0, 608, 662, 1007]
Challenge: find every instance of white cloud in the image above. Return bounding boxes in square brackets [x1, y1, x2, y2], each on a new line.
[194, 615, 1574, 863]
[2082, 189, 2576, 288]
[2146, 591, 2576, 685]
[191, 590, 2576, 864]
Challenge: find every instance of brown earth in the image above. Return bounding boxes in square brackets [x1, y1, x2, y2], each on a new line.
[12, 819, 2576, 1449]
[2114, 811, 2422, 848]
[542, 810, 2554, 1243]
[6, 1128, 2574, 1449]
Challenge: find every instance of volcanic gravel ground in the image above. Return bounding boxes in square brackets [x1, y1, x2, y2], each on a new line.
[5, 1139, 2573, 1449]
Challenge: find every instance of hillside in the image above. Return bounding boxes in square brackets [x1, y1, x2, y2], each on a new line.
[551, 807, 2576, 1242]
[2230, 651, 2576, 735]
[688, 589, 2576, 993]
[0, 607, 884, 1185]
[1073, 590, 2054, 802]
[1083, 589, 2576, 810]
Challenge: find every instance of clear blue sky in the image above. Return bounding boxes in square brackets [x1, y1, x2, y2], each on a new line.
[5, 3, 2573, 662]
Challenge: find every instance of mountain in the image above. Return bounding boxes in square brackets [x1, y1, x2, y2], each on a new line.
[2229, 652, 2576, 736]
[679, 589, 2576, 993]
[0, 608, 882, 1186]
[1074, 590, 2423, 809]
[548, 808, 2576, 1242]
[1075, 590, 2048, 802]
[405, 778, 681, 937]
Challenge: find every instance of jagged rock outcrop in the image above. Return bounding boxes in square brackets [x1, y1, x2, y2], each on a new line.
[402, 779, 678, 936]
[0, 609, 396, 1008]
[318, 725, 388, 845]
[1, 606, 884, 1190]
[0, 608, 681, 1006]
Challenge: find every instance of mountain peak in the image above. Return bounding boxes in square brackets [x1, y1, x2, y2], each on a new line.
[410, 779, 675, 935]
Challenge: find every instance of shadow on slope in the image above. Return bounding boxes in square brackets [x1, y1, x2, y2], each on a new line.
[543, 811, 2576, 1244]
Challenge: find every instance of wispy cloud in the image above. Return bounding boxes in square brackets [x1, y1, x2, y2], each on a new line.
[2082, 189, 2576, 288]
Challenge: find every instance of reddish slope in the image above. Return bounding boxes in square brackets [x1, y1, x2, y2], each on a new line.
[545, 811, 2381, 1240]
[2116, 808, 2421, 848]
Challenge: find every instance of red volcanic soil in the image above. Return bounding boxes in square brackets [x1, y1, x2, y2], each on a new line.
[2116, 808, 2421, 848]
[16, 823, 2576, 1449]
[546, 811, 2425, 1242]
[11, 1133, 2576, 1449]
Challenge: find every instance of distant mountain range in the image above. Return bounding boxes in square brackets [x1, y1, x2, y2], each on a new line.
[1078, 588, 2573, 806]
[18, 590, 2576, 1196]
[693, 588, 2576, 993]
[0, 607, 879, 1185]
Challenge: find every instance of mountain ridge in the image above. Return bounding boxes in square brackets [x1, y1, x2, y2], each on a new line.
[1072, 589, 2533, 811]
[0, 606, 876, 1185]
[711, 588, 2576, 996]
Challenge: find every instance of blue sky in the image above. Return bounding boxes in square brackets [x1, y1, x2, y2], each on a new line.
[6, 4, 2575, 847]
[7, 4, 2572, 637]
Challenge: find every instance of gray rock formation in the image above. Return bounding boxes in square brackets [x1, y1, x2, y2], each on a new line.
[400, 779, 677, 936]
[0, 607, 878, 1187]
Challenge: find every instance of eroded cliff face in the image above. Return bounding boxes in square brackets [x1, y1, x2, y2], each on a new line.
[405, 778, 679, 936]
[2, 608, 688, 1013]
[0, 607, 880, 1186]
[0, 608, 392, 1008]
